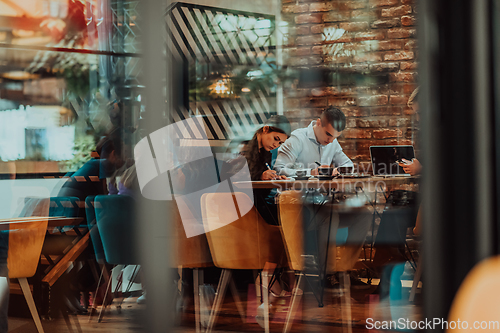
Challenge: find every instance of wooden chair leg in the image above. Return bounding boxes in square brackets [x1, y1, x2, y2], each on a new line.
[253, 270, 261, 300]
[60, 308, 83, 333]
[89, 264, 106, 322]
[197, 270, 207, 329]
[178, 267, 183, 295]
[113, 267, 125, 314]
[88, 260, 101, 288]
[193, 268, 201, 333]
[340, 272, 352, 333]
[18, 278, 44, 333]
[206, 269, 231, 333]
[283, 272, 303, 333]
[262, 269, 270, 333]
[61, 311, 74, 333]
[116, 265, 139, 310]
[98, 270, 113, 323]
[229, 278, 245, 322]
[409, 258, 422, 302]
[71, 313, 83, 333]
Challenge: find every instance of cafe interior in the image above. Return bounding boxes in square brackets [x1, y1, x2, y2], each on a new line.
[1, 0, 500, 332]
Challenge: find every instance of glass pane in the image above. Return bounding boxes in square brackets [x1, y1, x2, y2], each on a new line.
[0, 0, 141, 53]
[0, 0, 423, 332]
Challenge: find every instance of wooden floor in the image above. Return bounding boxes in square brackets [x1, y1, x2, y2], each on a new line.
[8, 282, 422, 332]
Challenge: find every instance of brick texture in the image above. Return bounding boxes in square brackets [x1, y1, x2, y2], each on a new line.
[295, 13, 323, 24]
[371, 18, 401, 29]
[343, 128, 372, 139]
[383, 51, 414, 61]
[381, 5, 412, 17]
[358, 95, 389, 106]
[378, 40, 404, 50]
[370, 0, 400, 8]
[373, 129, 403, 139]
[282, 0, 419, 163]
[309, 2, 334, 12]
[401, 15, 417, 26]
[296, 26, 310, 35]
[387, 28, 417, 39]
[283, 4, 309, 14]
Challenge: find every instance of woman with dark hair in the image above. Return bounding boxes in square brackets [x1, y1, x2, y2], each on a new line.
[232, 116, 297, 325]
[244, 115, 291, 181]
[225, 115, 291, 225]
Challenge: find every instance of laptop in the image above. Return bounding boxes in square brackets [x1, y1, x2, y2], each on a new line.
[369, 145, 415, 176]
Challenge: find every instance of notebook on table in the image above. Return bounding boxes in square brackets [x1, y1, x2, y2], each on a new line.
[369, 145, 415, 176]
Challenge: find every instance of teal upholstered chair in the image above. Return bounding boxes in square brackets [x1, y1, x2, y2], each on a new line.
[94, 195, 139, 322]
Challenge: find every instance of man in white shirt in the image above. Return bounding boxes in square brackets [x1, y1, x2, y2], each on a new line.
[275, 107, 371, 273]
[274, 107, 353, 177]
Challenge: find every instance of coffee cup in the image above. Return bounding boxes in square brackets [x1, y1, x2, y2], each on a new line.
[296, 170, 307, 178]
[338, 166, 355, 175]
[318, 167, 334, 179]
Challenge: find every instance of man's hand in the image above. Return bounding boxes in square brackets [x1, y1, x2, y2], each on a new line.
[311, 164, 330, 176]
[398, 158, 422, 176]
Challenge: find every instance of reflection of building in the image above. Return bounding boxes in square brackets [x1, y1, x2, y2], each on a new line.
[0, 0, 142, 168]
[0, 106, 74, 161]
[167, 2, 278, 148]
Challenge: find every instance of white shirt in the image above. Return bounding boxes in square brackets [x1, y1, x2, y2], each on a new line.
[274, 121, 353, 176]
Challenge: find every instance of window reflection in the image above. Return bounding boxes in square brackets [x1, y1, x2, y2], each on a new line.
[0, 0, 423, 332]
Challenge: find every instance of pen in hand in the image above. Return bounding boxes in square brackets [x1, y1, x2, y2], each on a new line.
[265, 163, 278, 180]
[315, 161, 321, 167]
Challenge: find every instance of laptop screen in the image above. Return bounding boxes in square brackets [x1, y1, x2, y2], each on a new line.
[369, 145, 415, 176]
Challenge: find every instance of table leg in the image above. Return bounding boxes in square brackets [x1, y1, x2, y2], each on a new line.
[319, 192, 335, 308]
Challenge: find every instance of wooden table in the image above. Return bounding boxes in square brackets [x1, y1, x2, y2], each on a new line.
[233, 176, 419, 307]
[0, 216, 84, 229]
[233, 175, 418, 191]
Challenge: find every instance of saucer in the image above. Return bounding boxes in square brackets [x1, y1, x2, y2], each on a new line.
[318, 175, 334, 180]
[339, 174, 371, 179]
[294, 176, 310, 181]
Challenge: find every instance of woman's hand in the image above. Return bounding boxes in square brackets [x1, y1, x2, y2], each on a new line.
[399, 158, 422, 176]
[261, 169, 281, 180]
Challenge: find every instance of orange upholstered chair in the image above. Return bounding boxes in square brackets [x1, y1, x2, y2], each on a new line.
[8, 217, 49, 333]
[278, 190, 352, 333]
[447, 255, 500, 332]
[170, 197, 214, 333]
[201, 191, 285, 333]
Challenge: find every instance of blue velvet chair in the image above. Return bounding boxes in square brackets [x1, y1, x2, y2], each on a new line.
[94, 195, 139, 322]
[85, 195, 111, 319]
[85, 196, 106, 265]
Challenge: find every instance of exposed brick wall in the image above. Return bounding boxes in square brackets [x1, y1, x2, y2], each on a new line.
[282, 0, 419, 163]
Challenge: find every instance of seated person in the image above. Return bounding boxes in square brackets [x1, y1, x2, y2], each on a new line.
[222, 116, 293, 323]
[372, 87, 422, 269]
[58, 136, 124, 204]
[116, 164, 139, 197]
[274, 106, 372, 273]
[50, 136, 124, 313]
[107, 158, 136, 196]
[223, 115, 291, 225]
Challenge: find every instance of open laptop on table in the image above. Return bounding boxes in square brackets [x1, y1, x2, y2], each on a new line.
[369, 145, 415, 177]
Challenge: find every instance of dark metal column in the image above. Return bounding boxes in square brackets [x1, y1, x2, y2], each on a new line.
[419, 0, 496, 331]
[138, 0, 174, 332]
